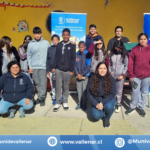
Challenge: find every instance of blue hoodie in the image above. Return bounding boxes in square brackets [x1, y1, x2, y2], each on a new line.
[0, 72, 34, 103]
[74, 49, 91, 77]
[27, 37, 50, 69]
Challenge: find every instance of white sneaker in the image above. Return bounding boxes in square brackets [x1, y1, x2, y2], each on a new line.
[115, 104, 121, 113]
[53, 104, 61, 112]
[63, 103, 69, 111]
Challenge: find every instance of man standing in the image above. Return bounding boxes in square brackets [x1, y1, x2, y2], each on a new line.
[27, 27, 50, 106]
[85, 24, 103, 50]
[107, 26, 130, 54]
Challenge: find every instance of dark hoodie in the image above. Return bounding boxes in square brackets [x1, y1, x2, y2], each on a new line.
[128, 44, 150, 78]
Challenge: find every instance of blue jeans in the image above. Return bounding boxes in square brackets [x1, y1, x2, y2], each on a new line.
[92, 98, 116, 120]
[0, 98, 34, 114]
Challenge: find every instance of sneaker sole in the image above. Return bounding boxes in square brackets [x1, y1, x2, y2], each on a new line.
[63, 107, 69, 111]
[104, 126, 110, 128]
[115, 109, 120, 113]
[125, 110, 135, 115]
[53, 106, 61, 112]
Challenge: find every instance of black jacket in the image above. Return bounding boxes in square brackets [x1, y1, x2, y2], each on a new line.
[53, 41, 76, 72]
[46, 45, 57, 72]
[87, 75, 116, 107]
[0, 72, 34, 103]
[0, 46, 20, 76]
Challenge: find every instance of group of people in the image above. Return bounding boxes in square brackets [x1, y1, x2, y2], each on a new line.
[0, 24, 150, 128]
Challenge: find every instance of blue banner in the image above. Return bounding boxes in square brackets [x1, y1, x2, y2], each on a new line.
[143, 13, 150, 44]
[51, 12, 87, 51]
[0, 135, 150, 150]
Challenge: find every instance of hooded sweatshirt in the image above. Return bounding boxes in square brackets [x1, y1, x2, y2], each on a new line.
[88, 43, 109, 73]
[27, 37, 50, 69]
[74, 49, 91, 77]
[86, 32, 103, 50]
[128, 44, 150, 78]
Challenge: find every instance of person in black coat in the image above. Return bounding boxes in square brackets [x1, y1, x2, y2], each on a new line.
[87, 62, 116, 128]
[0, 61, 34, 119]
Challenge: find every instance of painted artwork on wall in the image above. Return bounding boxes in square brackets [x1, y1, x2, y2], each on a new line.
[17, 21, 28, 32]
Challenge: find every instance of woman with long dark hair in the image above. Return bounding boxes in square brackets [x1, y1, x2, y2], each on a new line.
[87, 62, 116, 128]
[88, 38, 109, 75]
[126, 33, 150, 117]
[0, 36, 16, 76]
[18, 35, 32, 76]
[109, 40, 128, 113]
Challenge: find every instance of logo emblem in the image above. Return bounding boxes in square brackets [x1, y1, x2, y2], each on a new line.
[47, 136, 57, 147]
[59, 17, 64, 24]
[115, 138, 125, 148]
[20, 79, 24, 85]
[68, 47, 70, 50]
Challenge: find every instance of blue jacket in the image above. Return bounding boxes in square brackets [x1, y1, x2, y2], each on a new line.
[27, 37, 50, 69]
[74, 50, 91, 77]
[85, 34, 103, 50]
[0, 72, 34, 103]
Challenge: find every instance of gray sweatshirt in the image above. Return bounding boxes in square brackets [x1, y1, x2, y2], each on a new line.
[109, 54, 128, 79]
[2, 48, 16, 74]
[27, 37, 50, 69]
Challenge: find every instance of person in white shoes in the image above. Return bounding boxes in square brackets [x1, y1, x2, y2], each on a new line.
[109, 40, 128, 113]
[52, 28, 76, 112]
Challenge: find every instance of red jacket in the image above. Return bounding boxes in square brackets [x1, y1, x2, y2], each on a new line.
[128, 44, 150, 78]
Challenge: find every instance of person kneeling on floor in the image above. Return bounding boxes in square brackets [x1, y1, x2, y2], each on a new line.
[87, 62, 116, 128]
[0, 61, 34, 119]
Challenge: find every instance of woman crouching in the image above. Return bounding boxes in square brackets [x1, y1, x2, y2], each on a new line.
[87, 62, 116, 128]
[0, 61, 34, 119]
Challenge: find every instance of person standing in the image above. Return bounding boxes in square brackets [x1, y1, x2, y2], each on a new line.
[107, 26, 130, 54]
[109, 40, 128, 113]
[86, 24, 103, 50]
[27, 27, 50, 106]
[46, 34, 60, 105]
[52, 28, 76, 112]
[126, 33, 150, 117]
[74, 41, 91, 110]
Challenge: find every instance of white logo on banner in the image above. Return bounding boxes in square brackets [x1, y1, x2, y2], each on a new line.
[115, 138, 125, 148]
[47, 136, 58, 147]
[59, 17, 64, 24]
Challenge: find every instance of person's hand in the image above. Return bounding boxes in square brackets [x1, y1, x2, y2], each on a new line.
[52, 69, 55, 73]
[127, 42, 131, 44]
[71, 41, 76, 45]
[130, 78, 134, 84]
[96, 103, 101, 110]
[77, 74, 82, 80]
[25, 99, 31, 106]
[29, 68, 33, 74]
[70, 72, 73, 76]
[107, 51, 111, 55]
[99, 102, 103, 110]
[47, 72, 50, 79]
[118, 75, 124, 80]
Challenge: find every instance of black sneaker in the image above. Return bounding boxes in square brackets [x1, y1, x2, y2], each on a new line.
[125, 107, 135, 115]
[115, 104, 121, 113]
[35, 98, 40, 105]
[103, 119, 110, 128]
[138, 109, 146, 117]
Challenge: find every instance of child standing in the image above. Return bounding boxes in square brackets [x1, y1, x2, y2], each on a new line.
[46, 34, 60, 105]
[52, 28, 76, 112]
[74, 41, 91, 110]
[109, 40, 128, 113]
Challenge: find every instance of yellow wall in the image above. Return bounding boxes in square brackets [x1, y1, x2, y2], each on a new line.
[0, 0, 150, 49]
